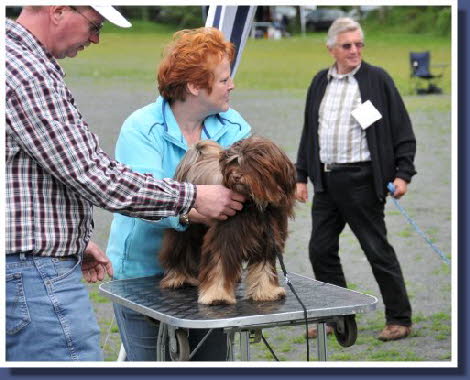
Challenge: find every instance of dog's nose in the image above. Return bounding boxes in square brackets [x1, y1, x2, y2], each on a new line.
[231, 173, 242, 182]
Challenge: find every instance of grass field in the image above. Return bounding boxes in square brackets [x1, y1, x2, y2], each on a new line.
[62, 23, 452, 96]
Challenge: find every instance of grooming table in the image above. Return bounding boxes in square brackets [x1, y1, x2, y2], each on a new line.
[99, 272, 377, 361]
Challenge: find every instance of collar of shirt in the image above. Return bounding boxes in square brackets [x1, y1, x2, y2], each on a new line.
[328, 63, 362, 82]
[6, 18, 65, 79]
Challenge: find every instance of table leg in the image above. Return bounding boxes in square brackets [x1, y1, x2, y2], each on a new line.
[156, 322, 168, 361]
[239, 331, 251, 361]
[316, 322, 328, 361]
[226, 330, 235, 361]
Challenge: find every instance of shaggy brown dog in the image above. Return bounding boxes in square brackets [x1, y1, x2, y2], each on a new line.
[159, 136, 296, 305]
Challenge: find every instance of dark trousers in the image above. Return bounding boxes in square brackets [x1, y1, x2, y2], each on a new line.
[309, 164, 412, 326]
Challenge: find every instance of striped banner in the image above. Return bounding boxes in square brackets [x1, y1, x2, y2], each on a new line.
[205, 5, 257, 77]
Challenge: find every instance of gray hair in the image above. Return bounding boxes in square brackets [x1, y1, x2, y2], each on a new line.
[326, 17, 364, 48]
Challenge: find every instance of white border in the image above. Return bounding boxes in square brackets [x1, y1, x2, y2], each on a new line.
[1, 0, 458, 369]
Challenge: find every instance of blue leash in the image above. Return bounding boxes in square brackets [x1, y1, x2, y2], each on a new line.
[387, 183, 450, 265]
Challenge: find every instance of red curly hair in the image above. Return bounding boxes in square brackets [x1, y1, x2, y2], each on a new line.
[157, 27, 235, 103]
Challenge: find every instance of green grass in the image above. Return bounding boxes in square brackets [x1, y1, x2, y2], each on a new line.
[329, 352, 355, 361]
[432, 262, 451, 276]
[88, 288, 111, 304]
[347, 283, 358, 291]
[430, 312, 451, 323]
[61, 29, 451, 96]
[102, 20, 179, 35]
[397, 227, 413, 238]
[368, 349, 425, 361]
[291, 335, 307, 344]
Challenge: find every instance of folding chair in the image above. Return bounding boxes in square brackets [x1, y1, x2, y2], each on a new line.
[409, 51, 447, 95]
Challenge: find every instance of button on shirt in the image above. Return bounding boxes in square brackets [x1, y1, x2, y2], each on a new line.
[5, 19, 196, 257]
[318, 64, 371, 164]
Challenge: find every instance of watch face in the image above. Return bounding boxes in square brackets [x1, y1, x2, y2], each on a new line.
[180, 214, 189, 225]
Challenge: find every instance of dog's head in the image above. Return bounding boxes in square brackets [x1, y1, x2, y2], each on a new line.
[175, 140, 223, 184]
[220, 136, 296, 212]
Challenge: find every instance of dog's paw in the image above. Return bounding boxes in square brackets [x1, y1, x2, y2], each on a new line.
[198, 289, 236, 305]
[160, 276, 183, 289]
[160, 271, 197, 289]
[185, 276, 200, 287]
[249, 286, 286, 302]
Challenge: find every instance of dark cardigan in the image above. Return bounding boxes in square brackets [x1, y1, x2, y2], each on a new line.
[296, 61, 417, 201]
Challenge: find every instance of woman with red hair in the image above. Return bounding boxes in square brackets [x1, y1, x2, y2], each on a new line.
[106, 27, 251, 361]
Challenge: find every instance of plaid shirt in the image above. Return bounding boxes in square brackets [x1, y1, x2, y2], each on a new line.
[5, 19, 196, 257]
[318, 64, 371, 164]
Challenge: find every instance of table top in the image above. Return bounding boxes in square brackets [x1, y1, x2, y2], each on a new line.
[99, 272, 377, 329]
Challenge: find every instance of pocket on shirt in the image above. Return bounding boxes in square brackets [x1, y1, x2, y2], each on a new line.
[6, 273, 32, 335]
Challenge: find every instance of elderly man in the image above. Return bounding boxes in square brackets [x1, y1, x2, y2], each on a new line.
[296, 17, 416, 341]
[6, 6, 244, 361]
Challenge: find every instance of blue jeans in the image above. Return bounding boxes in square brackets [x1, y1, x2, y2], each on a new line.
[113, 303, 228, 361]
[6, 254, 103, 361]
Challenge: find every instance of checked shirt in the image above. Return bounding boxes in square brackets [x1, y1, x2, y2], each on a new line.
[5, 19, 196, 257]
[318, 64, 371, 164]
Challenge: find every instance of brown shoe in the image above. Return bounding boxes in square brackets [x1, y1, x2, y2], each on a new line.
[378, 325, 411, 341]
[307, 325, 334, 339]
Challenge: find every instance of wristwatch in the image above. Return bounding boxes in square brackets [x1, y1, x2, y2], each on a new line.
[179, 213, 190, 226]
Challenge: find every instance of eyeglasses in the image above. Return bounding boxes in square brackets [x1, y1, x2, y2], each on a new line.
[338, 42, 365, 50]
[69, 6, 104, 36]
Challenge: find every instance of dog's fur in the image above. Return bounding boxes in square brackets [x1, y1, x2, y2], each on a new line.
[159, 136, 296, 305]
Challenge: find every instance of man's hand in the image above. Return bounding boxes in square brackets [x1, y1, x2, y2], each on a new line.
[295, 183, 308, 203]
[187, 208, 216, 226]
[82, 241, 113, 283]
[392, 177, 408, 199]
[194, 185, 245, 220]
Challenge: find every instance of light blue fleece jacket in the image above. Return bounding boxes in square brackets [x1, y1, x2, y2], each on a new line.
[106, 96, 251, 279]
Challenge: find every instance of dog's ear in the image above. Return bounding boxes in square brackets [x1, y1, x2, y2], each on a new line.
[197, 140, 223, 159]
[223, 136, 297, 210]
[189, 159, 223, 185]
[220, 146, 240, 166]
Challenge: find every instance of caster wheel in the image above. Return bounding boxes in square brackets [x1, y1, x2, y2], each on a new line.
[334, 315, 357, 347]
[169, 329, 190, 361]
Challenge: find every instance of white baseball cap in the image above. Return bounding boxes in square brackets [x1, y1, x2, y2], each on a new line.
[91, 6, 132, 28]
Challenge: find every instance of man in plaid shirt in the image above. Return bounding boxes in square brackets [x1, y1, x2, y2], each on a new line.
[6, 6, 244, 361]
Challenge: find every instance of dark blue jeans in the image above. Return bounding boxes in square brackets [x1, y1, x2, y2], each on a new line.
[309, 165, 412, 327]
